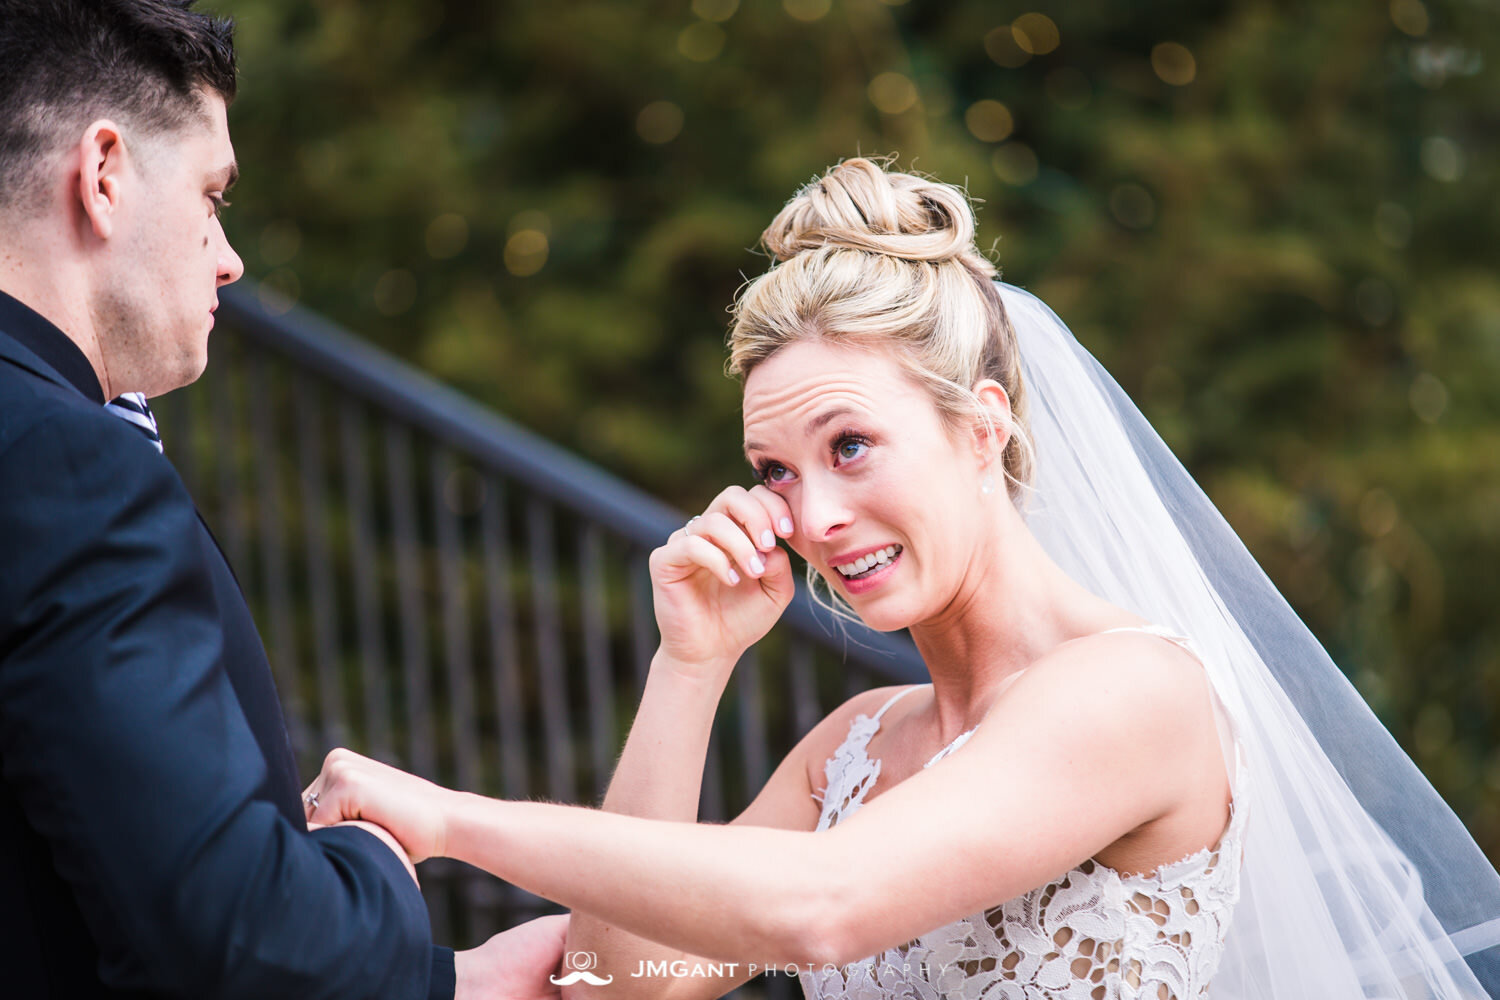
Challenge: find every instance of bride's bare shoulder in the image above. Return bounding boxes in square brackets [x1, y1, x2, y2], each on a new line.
[999, 628, 1217, 742]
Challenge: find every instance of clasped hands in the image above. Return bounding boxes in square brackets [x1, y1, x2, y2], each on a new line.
[304, 750, 566, 1000]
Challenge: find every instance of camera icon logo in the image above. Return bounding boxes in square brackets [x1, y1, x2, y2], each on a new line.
[551, 951, 614, 986]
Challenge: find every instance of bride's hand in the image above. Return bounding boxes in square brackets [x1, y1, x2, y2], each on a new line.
[649, 484, 796, 672]
[303, 749, 453, 864]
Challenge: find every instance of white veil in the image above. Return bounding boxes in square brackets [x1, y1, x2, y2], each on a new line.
[1001, 282, 1500, 998]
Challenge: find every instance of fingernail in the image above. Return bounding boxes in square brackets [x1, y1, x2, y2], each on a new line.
[749, 555, 765, 576]
[760, 529, 776, 549]
[729, 568, 741, 585]
[779, 517, 793, 534]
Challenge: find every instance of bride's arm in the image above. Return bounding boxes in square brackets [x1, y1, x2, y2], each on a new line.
[308, 633, 1219, 967]
[560, 674, 889, 999]
[557, 483, 827, 999]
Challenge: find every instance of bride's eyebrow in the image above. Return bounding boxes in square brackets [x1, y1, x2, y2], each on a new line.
[743, 406, 858, 460]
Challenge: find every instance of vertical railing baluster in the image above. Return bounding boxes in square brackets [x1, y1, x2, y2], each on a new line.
[385, 422, 436, 780]
[433, 450, 480, 793]
[527, 499, 577, 803]
[481, 477, 529, 801]
[432, 450, 484, 939]
[845, 657, 866, 701]
[296, 374, 346, 750]
[628, 551, 656, 695]
[700, 724, 726, 823]
[341, 400, 392, 762]
[207, 342, 249, 577]
[248, 353, 307, 757]
[386, 421, 450, 944]
[789, 638, 821, 738]
[580, 525, 616, 800]
[735, 648, 770, 800]
[153, 387, 195, 498]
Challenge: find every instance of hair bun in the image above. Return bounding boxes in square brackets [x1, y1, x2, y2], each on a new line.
[762, 157, 979, 265]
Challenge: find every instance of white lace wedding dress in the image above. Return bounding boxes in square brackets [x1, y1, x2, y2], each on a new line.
[800, 625, 1249, 1000]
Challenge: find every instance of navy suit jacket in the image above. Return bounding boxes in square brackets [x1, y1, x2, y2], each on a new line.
[0, 290, 455, 999]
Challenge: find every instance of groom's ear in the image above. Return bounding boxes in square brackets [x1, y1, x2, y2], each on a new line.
[971, 380, 1012, 463]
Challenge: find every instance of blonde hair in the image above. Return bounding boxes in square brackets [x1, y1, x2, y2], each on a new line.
[728, 157, 1035, 501]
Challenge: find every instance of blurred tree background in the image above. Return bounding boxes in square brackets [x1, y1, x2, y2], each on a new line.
[213, 0, 1498, 861]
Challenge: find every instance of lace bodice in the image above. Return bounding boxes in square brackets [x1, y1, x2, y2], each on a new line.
[800, 626, 1247, 1000]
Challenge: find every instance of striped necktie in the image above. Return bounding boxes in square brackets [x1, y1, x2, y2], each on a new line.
[105, 392, 164, 453]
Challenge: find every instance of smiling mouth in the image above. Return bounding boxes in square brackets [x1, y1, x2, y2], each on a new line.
[833, 545, 902, 581]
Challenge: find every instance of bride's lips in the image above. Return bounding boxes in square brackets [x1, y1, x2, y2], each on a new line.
[828, 545, 903, 596]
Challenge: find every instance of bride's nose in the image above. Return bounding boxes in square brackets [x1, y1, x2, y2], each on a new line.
[795, 475, 853, 543]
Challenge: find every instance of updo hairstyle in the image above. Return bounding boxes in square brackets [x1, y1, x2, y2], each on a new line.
[727, 158, 1035, 502]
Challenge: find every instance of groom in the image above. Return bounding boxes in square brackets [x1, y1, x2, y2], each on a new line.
[0, 2, 561, 997]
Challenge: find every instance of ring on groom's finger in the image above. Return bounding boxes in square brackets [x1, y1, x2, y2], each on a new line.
[303, 790, 320, 810]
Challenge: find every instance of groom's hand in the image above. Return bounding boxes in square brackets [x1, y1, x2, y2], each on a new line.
[456, 913, 569, 1000]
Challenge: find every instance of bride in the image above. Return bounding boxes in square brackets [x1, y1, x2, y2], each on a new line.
[305, 158, 1500, 998]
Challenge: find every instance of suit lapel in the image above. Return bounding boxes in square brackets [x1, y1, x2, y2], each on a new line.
[0, 328, 84, 397]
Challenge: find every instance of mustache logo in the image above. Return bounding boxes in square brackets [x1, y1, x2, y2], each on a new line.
[549, 970, 615, 986]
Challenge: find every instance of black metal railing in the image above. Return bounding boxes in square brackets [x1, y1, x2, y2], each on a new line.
[151, 281, 925, 998]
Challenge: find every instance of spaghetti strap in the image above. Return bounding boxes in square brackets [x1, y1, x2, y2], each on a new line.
[1098, 623, 1199, 657]
[871, 684, 922, 722]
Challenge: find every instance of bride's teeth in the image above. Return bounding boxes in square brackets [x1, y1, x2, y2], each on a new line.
[875, 549, 889, 564]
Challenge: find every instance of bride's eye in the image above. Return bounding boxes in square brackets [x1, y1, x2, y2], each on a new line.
[755, 460, 792, 485]
[833, 434, 870, 464]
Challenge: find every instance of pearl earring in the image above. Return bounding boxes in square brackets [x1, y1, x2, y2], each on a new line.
[980, 474, 996, 496]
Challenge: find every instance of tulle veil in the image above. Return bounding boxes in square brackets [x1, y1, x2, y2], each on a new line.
[1002, 282, 1500, 998]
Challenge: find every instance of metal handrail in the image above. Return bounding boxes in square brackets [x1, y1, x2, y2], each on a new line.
[218, 282, 927, 683]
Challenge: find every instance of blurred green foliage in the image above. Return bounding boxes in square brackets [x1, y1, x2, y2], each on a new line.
[215, 0, 1498, 860]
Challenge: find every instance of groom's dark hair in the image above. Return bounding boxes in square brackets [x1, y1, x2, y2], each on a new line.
[0, 0, 237, 213]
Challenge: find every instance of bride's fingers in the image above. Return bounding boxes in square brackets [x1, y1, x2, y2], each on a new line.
[747, 484, 795, 541]
[677, 533, 743, 587]
[301, 780, 322, 818]
[709, 486, 781, 553]
[688, 511, 766, 579]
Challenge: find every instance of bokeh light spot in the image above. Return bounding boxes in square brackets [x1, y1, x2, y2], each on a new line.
[1420, 136, 1464, 182]
[784, 0, 832, 22]
[1374, 202, 1413, 248]
[259, 220, 302, 267]
[679, 22, 726, 61]
[1152, 42, 1197, 86]
[984, 26, 1031, 68]
[1409, 371, 1448, 423]
[1359, 489, 1400, 537]
[1354, 277, 1394, 327]
[425, 213, 469, 260]
[1012, 13, 1059, 55]
[1390, 0, 1429, 36]
[991, 143, 1038, 186]
[964, 100, 1014, 142]
[1413, 703, 1454, 759]
[636, 100, 685, 143]
[259, 267, 300, 315]
[373, 269, 417, 315]
[868, 72, 918, 114]
[692, 0, 739, 22]
[504, 231, 549, 277]
[1109, 183, 1156, 229]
